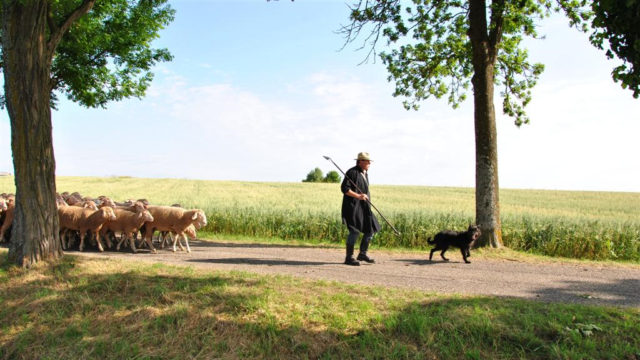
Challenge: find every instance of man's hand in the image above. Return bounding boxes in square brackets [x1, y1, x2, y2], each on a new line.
[346, 190, 368, 201]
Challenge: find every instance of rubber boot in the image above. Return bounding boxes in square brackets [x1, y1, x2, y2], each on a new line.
[357, 238, 375, 263]
[344, 244, 361, 266]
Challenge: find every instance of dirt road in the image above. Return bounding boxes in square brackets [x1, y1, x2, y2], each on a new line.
[64, 239, 640, 308]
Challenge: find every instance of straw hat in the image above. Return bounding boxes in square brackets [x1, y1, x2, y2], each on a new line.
[355, 152, 372, 161]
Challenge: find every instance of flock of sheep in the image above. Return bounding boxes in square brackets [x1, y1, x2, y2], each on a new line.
[0, 192, 207, 253]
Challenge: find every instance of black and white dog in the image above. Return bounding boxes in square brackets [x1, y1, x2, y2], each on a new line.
[427, 225, 481, 264]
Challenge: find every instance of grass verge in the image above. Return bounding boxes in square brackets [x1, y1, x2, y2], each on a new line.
[1, 249, 638, 359]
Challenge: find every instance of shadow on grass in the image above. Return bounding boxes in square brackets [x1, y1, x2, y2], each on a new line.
[1, 254, 639, 359]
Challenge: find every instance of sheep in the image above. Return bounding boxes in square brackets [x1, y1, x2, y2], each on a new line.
[58, 206, 117, 252]
[98, 197, 117, 209]
[143, 206, 207, 253]
[114, 199, 134, 207]
[95, 200, 149, 248]
[65, 196, 81, 206]
[155, 203, 185, 249]
[158, 223, 198, 250]
[117, 201, 147, 212]
[0, 197, 14, 242]
[56, 197, 68, 208]
[99, 208, 154, 252]
[72, 200, 99, 210]
[0, 197, 7, 213]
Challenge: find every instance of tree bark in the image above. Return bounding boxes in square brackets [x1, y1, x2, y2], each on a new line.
[2, 0, 63, 267]
[467, 0, 503, 248]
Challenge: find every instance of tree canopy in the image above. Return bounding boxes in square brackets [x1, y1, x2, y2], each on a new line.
[590, 0, 640, 98]
[0, 0, 175, 109]
[1, 0, 175, 267]
[340, 0, 591, 127]
[302, 168, 341, 183]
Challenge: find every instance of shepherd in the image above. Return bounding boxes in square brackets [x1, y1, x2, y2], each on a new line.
[340, 152, 380, 266]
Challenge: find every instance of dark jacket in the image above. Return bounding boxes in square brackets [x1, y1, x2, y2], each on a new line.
[341, 165, 380, 234]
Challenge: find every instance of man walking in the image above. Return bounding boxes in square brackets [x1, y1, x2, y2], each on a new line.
[341, 152, 380, 266]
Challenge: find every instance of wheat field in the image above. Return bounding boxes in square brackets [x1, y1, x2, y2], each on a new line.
[1, 176, 639, 261]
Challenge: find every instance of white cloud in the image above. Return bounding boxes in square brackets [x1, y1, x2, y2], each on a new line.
[2, 57, 638, 193]
[497, 74, 640, 192]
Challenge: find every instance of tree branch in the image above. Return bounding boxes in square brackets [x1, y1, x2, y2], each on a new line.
[488, 0, 505, 60]
[47, 0, 97, 57]
[46, 1, 59, 36]
[336, 0, 400, 64]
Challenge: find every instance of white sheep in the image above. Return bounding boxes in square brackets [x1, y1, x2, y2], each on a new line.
[158, 223, 198, 250]
[143, 206, 207, 253]
[0, 197, 14, 242]
[99, 208, 154, 252]
[72, 200, 99, 210]
[58, 206, 117, 252]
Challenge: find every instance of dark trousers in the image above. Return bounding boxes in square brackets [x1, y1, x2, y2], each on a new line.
[347, 228, 373, 254]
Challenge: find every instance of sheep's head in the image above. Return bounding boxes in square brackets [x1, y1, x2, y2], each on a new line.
[139, 210, 154, 222]
[66, 197, 80, 205]
[103, 207, 117, 221]
[131, 201, 146, 212]
[185, 225, 197, 239]
[82, 201, 99, 210]
[101, 197, 116, 208]
[136, 199, 150, 207]
[56, 198, 67, 208]
[191, 210, 207, 228]
[0, 198, 7, 212]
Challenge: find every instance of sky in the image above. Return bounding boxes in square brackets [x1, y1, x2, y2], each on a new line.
[1, 0, 639, 192]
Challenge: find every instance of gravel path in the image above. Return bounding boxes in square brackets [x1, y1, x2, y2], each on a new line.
[68, 239, 640, 308]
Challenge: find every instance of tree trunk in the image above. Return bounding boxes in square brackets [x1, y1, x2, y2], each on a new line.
[2, 0, 63, 267]
[468, 0, 503, 248]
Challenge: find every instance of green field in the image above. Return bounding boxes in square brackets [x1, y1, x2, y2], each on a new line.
[1, 176, 639, 261]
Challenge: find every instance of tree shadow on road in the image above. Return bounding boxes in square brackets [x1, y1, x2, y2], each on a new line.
[191, 239, 340, 250]
[187, 258, 336, 266]
[393, 258, 469, 266]
[531, 278, 640, 307]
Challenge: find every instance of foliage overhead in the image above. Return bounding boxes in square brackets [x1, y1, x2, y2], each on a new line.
[0, 0, 176, 109]
[339, 0, 592, 126]
[590, 0, 640, 98]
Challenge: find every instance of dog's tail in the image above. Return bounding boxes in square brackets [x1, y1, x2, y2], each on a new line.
[427, 237, 435, 245]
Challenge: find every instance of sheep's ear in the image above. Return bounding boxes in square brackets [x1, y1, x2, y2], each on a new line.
[192, 212, 198, 220]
